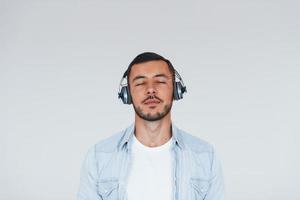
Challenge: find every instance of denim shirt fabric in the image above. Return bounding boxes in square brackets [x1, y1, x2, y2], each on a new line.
[77, 124, 225, 200]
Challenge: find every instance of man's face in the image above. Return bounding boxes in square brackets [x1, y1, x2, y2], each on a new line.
[129, 60, 174, 121]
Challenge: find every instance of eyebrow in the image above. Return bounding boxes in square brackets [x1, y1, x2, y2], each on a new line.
[132, 73, 169, 82]
[153, 74, 169, 79]
[132, 75, 146, 82]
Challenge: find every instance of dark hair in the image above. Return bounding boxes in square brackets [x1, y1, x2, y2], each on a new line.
[125, 52, 175, 84]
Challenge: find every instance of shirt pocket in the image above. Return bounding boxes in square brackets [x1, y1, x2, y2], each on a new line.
[190, 178, 210, 200]
[98, 178, 119, 200]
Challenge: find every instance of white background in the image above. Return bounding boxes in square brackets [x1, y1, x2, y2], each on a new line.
[1, 0, 299, 200]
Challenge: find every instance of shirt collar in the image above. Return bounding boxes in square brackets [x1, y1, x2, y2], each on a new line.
[118, 123, 184, 151]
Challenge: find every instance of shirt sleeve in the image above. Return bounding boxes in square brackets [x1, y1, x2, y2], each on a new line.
[77, 146, 102, 200]
[205, 146, 225, 200]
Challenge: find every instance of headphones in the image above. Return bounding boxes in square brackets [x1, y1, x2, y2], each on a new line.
[118, 60, 187, 104]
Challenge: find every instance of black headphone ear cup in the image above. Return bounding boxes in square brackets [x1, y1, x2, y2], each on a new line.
[119, 86, 132, 104]
[173, 81, 185, 100]
[126, 86, 132, 104]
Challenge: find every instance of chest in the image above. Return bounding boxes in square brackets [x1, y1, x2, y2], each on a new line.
[95, 149, 211, 200]
[126, 149, 173, 200]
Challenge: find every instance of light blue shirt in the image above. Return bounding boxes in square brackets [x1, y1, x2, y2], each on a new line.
[77, 124, 225, 200]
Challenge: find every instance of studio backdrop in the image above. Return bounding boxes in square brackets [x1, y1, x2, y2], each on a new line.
[0, 0, 299, 200]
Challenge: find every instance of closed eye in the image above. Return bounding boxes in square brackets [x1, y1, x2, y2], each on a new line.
[135, 83, 145, 86]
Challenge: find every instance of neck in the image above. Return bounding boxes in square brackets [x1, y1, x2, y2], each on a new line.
[134, 113, 172, 147]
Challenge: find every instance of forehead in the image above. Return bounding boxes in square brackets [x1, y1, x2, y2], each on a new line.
[129, 60, 172, 80]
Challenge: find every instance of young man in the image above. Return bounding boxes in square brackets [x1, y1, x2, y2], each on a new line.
[77, 52, 224, 200]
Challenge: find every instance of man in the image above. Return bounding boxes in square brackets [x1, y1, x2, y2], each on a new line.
[77, 52, 224, 200]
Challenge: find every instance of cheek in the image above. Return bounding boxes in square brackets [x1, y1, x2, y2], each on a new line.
[130, 89, 144, 103]
[159, 86, 173, 100]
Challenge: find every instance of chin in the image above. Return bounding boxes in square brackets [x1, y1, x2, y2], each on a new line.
[146, 106, 163, 111]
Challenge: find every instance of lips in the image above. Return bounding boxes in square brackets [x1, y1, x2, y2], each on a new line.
[144, 99, 160, 105]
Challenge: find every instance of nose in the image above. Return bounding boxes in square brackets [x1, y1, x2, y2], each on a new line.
[146, 82, 156, 95]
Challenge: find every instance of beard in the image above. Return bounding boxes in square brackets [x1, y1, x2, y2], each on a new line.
[132, 100, 172, 122]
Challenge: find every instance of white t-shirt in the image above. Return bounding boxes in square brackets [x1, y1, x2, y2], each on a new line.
[126, 134, 173, 200]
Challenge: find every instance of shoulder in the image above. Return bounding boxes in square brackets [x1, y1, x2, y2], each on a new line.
[92, 125, 132, 153]
[177, 127, 214, 154]
[93, 131, 124, 153]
